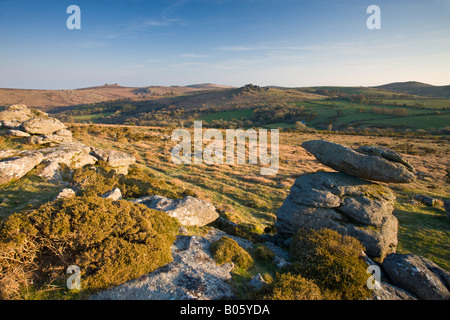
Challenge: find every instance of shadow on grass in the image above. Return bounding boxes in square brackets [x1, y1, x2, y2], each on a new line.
[0, 174, 62, 221]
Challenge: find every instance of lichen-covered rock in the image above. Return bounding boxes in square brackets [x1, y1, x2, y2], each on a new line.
[302, 140, 415, 183]
[134, 195, 219, 227]
[0, 151, 43, 185]
[54, 188, 76, 200]
[102, 188, 123, 201]
[275, 172, 398, 259]
[90, 235, 235, 300]
[37, 142, 97, 181]
[1, 120, 23, 130]
[29, 129, 74, 145]
[355, 145, 415, 172]
[22, 117, 67, 135]
[0, 104, 33, 123]
[249, 273, 267, 290]
[0, 149, 18, 160]
[371, 282, 417, 300]
[39, 143, 97, 167]
[382, 253, 450, 300]
[92, 148, 135, 174]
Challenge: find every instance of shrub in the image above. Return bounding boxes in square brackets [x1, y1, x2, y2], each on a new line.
[289, 228, 370, 300]
[0, 196, 179, 299]
[71, 164, 119, 197]
[252, 272, 325, 300]
[210, 237, 253, 270]
[71, 164, 184, 199]
[252, 244, 275, 263]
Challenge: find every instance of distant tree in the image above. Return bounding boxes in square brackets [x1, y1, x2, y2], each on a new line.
[391, 108, 408, 116]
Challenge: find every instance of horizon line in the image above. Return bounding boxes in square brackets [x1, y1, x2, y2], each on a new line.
[0, 80, 448, 91]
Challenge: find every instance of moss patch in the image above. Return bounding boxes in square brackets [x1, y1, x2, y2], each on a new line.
[210, 236, 253, 270]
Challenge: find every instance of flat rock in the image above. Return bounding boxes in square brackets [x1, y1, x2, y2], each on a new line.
[6, 129, 31, 137]
[0, 149, 18, 160]
[1, 120, 23, 130]
[302, 140, 415, 183]
[0, 151, 43, 185]
[133, 195, 219, 227]
[37, 143, 97, 181]
[0, 104, 33, 123]
[90, 235, 234, 300]
[382, 253, 450, 300]
[28, 133, 73, 146]
[41, 129, 73, 144]
[22, 117, 66, 135]
[39, 143, 96, 167]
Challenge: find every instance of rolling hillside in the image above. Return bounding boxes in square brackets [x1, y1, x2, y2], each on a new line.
[0, 84, 225, 111]
[374, 81, 450, 99]
[2, 82, 450, 133]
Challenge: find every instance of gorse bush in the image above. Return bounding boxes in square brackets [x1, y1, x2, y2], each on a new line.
[252, 244, 275, 263]
[250, 272, 328, 300]
[210, 236, 253, 270]
[249, 228, 370, 300]
[71, 163, 184, 199]
[289, 228, 370, 300]
[0, 196, 179, 299]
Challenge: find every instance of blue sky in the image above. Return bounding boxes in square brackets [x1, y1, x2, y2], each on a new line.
[0, 0, 449, 89]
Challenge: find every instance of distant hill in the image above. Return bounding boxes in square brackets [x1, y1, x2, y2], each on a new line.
[374, 81, 450, 98]
[0, 84, 219, 111]
[185, 83, 236, 90]
[3, 81, 450, 114]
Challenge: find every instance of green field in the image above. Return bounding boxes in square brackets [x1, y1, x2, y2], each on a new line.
[381, 99, 450, 109]
[195, 99, 450, 132]
[357, 113, 450, 129]
[73, 112, 115, 123]
[309, 86, 396, 96]
[199, 109, 254, 122]
[287, 100, 450, 130]
[264, 122, 295, 129]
